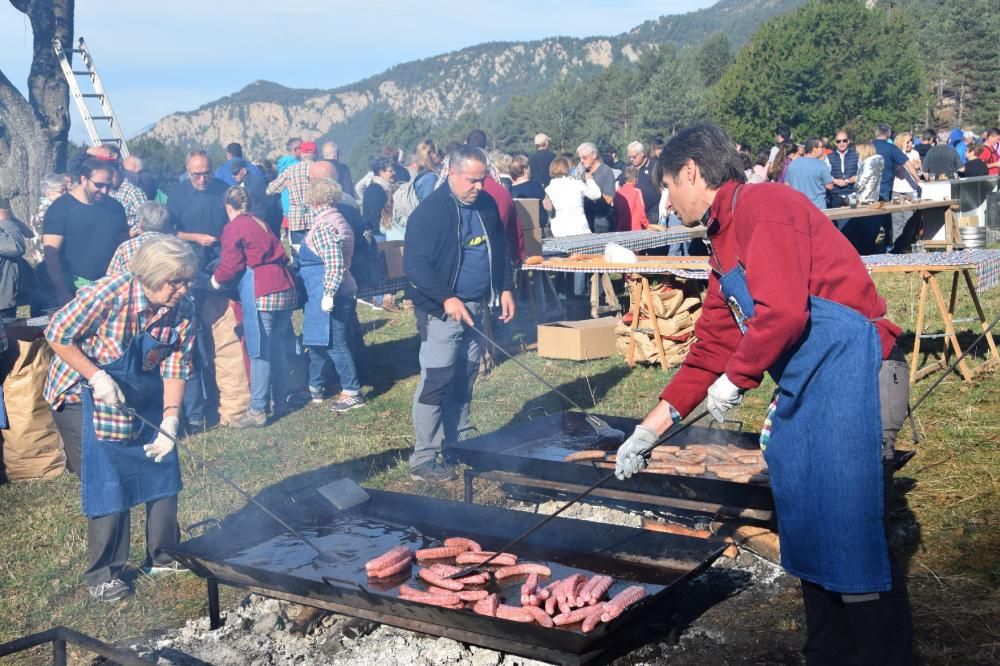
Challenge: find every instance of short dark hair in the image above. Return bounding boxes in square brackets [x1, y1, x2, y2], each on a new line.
[369, 156, 393, 174]
[804, 137, 823, 154]
[466, 129, 488, 149]
[922, 129, 936, 143]
[286, 137, 302, 151]
[79, 158, 112, 182]
[754, 149, 770, 168]
[875, 123, 892, 138]
[654, 123, 746, 189]
[225, 142, 243, 158]
[449, 145, 488, 173]
[775, 124, 791, 141]
[987, 127, 1000, 138]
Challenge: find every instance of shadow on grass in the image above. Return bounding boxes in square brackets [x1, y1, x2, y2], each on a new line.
[362, 333, 421, 400]
[182, 446, 411, 535]
[499, 364, 633, 431]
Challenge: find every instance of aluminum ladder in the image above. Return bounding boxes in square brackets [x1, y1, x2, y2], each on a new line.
[52, 37, 130, 157]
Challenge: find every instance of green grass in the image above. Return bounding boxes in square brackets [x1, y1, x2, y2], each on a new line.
[1, 268, 998, 664]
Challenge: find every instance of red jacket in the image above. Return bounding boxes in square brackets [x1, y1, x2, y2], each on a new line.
[484, 176, 524, 263]
[661, 181, 901, 417]
[213, 213, 295, 297]
[614, 184, 649, 231]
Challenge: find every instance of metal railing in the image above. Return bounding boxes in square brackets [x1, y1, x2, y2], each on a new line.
[0, 626, 152, 665]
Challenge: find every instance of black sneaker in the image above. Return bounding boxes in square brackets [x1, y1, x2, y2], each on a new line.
[88, 578, 132, 602]
[410, 461, 458, 482]
[142, 560, 189, 576]
[329, 392, 365, 413]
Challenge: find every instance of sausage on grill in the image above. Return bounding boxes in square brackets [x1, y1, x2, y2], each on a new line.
[553, 604, 605, 626]
[494, 563, 552, 579]
[415, 546, 468, 560]
[418, 567, 464, 591]
[524, 605, 555, 628]
[496, 604, 534, 622]
[601, 586, 646, 622]
[443, 537, 482, 552]
[455, 551, 518, 566]
[365, 546, 411, 574]
[398, 585, 462, 607]
[367, 555, 413, 579]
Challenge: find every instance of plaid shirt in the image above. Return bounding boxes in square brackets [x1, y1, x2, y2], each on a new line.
[44, 273, 195, 441]
[304, 210, 346, 298]
[111, 178, 147, 232]
[265, 161, 312, 231]
[106, 232, 170, 275]
[256, 287, 297, 311]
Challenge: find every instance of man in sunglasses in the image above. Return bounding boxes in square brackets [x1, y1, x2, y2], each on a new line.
[828, 131, 859, 208]
[42, 158, 129, 305]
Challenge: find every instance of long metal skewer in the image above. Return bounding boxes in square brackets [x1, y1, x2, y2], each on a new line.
[448, 410, 711, 579]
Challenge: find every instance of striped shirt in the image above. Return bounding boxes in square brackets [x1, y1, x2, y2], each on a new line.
[265, 161, 312, 231]
[111, 178, 148, 232]
[106, 232, 170, 275]
[44, 273, 195, 441]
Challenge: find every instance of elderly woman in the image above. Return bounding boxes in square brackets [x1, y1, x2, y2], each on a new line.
[211, 187, 296, 427]
[45, 236, 197, 602]
[545, 156, 601, 237]
[301, 178, 364, 412]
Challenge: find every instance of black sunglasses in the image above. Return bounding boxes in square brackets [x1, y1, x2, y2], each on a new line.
[835, 139, 849, 144]
[88, 178, 112, 190]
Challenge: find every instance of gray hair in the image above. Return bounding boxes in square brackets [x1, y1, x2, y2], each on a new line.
[41, 172, 66, 195]
[321, 141, 339, 159]
[534, 133, 550, 148]
[131, 236, 197, 290]
[308, 177, 342, 208]
[576, 142, 599, 158]
[448, 145, 488, 173]
[492, 151, 512, 175]
[138, 201, 169, 233]
[626, 141, 645, 156]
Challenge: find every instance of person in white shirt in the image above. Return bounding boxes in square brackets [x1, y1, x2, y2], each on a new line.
[544, 156, 601, 237]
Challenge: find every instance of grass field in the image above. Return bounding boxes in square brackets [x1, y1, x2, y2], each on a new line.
[0, 268, 997, 664]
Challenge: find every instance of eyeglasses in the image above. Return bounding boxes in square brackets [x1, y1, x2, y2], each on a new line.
[166, 278, 193, 290]
[835, 139, 849, 144]
[88, 178, 112, 190]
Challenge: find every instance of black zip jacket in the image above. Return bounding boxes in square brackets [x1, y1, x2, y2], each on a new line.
[403, 183, 513, 318]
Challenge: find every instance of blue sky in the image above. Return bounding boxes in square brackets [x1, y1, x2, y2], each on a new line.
[0, 1, 715, 142]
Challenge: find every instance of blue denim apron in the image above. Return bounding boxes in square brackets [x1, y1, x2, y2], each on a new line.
[298, 241, 331, 348]
[237, 267, 262, 359]
[707, 204, 891, 594]
[81, 317, 182, 518]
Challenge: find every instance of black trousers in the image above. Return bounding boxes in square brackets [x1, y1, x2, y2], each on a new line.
[51, 403, 181, 586]
[801, 467, 914, 666]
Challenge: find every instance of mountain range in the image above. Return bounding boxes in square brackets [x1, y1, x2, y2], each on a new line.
[139, 0, 806, 158]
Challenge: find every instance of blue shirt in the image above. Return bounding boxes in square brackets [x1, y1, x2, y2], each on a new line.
[785, 157, 833, 210]
[874, 140, 909, 202]
[453, 199, 491, 300]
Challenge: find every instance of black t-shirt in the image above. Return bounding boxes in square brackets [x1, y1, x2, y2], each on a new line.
[528, 149, 556, 187]
[42, 193, 129, 280]
[963, 159, 988, 178]
[166, 178, 229, 238]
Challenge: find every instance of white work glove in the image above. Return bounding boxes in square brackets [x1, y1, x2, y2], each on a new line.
[210, 275, 221, 290]
[706, 374, 744, 423]
[143, 416, 179, 463]
[614, 425, 659, 480]
[90, 369, 125, 407]
[321, 295, 335, 312]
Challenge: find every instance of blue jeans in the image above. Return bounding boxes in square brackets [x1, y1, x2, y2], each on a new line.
[666, 213, 690, 256]
[250, 309, 292, 412]
[307, 295, 361, 394]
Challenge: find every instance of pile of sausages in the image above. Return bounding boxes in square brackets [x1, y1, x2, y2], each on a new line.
[363, 537, 646, 632]
[565, 443, 768, 483]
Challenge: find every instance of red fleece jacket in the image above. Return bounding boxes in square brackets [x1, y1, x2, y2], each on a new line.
[660, 180, 900, 417]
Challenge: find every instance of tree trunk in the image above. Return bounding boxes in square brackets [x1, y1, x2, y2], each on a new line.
[0, 0, 74, 223]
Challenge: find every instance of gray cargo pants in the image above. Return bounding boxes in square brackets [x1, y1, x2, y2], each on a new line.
[410, 302, 484, 468]
[879, 346, 911, 460]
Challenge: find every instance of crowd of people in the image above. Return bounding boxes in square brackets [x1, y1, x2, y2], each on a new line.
[0, 118, 994, 666]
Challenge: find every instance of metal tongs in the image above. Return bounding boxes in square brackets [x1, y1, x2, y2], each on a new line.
[446, 410, 711, 580]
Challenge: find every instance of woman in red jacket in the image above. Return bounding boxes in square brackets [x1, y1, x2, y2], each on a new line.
[212, 187, 296, 427]
[615, 124, 913, 665]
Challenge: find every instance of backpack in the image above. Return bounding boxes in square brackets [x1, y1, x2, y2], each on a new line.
[336, 203, 383, 289]
[392, 170, 428, 229]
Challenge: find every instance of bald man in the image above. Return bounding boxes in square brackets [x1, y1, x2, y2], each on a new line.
[529, 133, 556, 187]
[320, 141, 354, 194]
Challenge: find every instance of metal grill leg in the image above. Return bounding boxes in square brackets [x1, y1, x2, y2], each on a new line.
[463, 469, 475, 503]
[52, 638, 67, 666]
[208, 579, 221, 629]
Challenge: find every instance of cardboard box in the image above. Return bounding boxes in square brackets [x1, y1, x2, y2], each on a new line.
[537, 318, 619, 361]
[514, 198, 544, 257]
[379, 240, 405, 279]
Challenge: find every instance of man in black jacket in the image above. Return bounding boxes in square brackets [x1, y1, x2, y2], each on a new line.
[404, 145, 515, 482]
